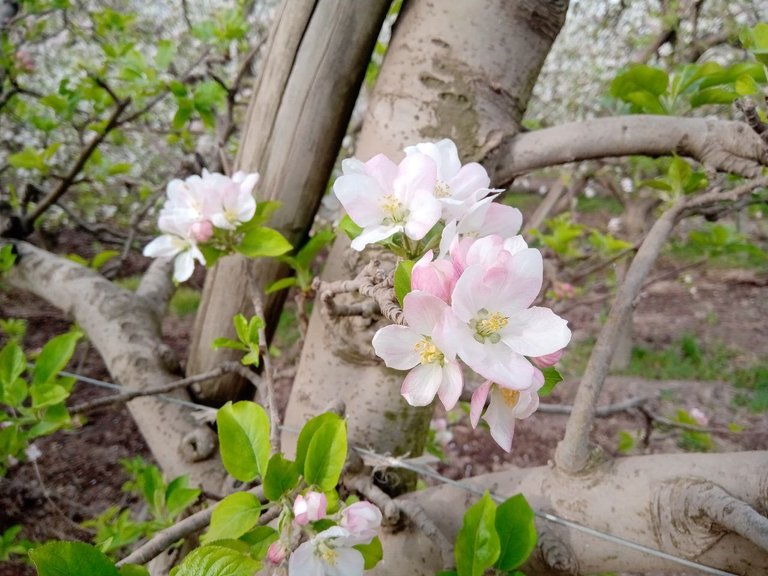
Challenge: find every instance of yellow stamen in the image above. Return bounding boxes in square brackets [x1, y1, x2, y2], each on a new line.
[499, 388, 520, 408]
[414, 338, 444, 365]
[434, 181, 452, 198]
[381, 194, 406, 224]
[476, 312, 509, 337]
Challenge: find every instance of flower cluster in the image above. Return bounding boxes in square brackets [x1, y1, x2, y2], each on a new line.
[334, 139, 571, 452]
[143, 169, 259, 282]
[267, 490, 383, 576]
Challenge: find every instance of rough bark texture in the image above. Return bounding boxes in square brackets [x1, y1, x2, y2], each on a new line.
[282, 0, 568, 489]
[187, 0, 391, 403]
[485, 115, 768, 184]
[6, 243, 227, 493]
[373, 452, 768, 575]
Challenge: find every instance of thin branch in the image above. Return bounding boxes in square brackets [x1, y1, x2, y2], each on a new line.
[117, 486, 265, 567]
[70, 361, 249, 414]
[250, 290, 280, 454]
[537, 396, 653, 416]
[24, 97, 132, 226]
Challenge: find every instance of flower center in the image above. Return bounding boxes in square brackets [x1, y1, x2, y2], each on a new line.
[381, 194, 408, 225]
[414, 338, 444, 365]
[319, 543, 337, 566]
[469, 308, 509, 344]
[499, 387, 520, 407]
[434, 180, 452, 198]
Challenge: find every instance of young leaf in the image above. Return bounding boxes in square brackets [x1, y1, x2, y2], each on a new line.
[32, 331, 81, 386]
[202, 492, 261, 544]
[304, 417, 348, 491]
[455, 492, 500, 576]
[295, 229, 336, 271]
[119, 566, 150, 576]
[354, 536, 383, 570]
[165, 476, 201, 519]
[233, 314, 249, 344]
[338, 214, 363, 240]
[538, 367, 563, 398]
[217, 401, 271, 482]
[211, 337, 248, 351]
[170, 545, 261, 576]
[265, 277, 298, 294]
[0, 342, 25, 392]
[494, 494, 537, 571]
[239, 526, 278, 561]
[394, 260, 415, 307]
[30, 541, 119, 576]
[294, 412, 343, 473]
[237, 227, 292, 258]
[263, 454, 299, 501]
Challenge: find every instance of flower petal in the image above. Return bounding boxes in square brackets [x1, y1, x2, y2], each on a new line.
[437, 360, 463, 411]
[502, 306, 571, 357]
[449, 163, 491, 202]
[288, 541, 323, 576]
[173, 251, 195, 282]
[484, 386, 518, 452]
[401, 363, 442, 406]
[402, 291, 448, 335]
[470, 380, 492, 428]
[334, 174, 386, 228]
[143, 235, 181, 258]
[350, 224, 401, 251]
[326, 548, 365, 576]
[371, 326, 421, 370]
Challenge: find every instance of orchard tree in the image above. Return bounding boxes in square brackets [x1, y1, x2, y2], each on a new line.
[2, 0, 768, 575]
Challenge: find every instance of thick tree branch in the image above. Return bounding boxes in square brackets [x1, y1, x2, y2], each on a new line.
[485, 116, 768, 186]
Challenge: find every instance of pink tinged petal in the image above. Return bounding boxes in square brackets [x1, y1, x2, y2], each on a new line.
[449, 163, 491, 202]
[411, 254, 456, 303]
[464, 235, 505, 269]
[431, 308, 462, 360]
[470, 380, 492, 428]
[293, 494, 310, 525]
[143, 235, 182, 259]
[190, 221, 213, 242]
[350, 224, 401, 251]
[371, 326, 421, 370]
[405, 139, 461, 182]
[333, 174, 386, 228]
[515, 386, 540, 419]
[288, 541, 323, 576]
[499, 248, 544, 310]
[437, 360, 463, 410]
[341, 157, 366, 175]
[438, 219, 459, 260]
[326, 548, 365, 576]
[402, 291, 448, 335]
[267, 541, 286, 565]
[502, 306, 571, 357]
[363, 153, 399, 192]
[456, 331, 535, 390]
[449, 235, 475, 276]
[483, 203, 523, 238]
[503, 235, 529, 256]
[393, 153, 437, 205]
[531, 349, 564, 368]
[401, 363, 443, 406]
[341, 502, 382, 542]
[235, 171, 260, 194]
[403, 193, 441, 240]
[484, 386, 518, 452]
[451, 263, 510, 322]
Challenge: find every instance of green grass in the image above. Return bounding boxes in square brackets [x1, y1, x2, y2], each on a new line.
[624, 334, 734, 381]
[732, 363, 768, 413]
[575, 194, 624, 215]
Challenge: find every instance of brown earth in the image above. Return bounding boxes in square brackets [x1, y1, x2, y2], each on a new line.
[0, 229, 766, 575]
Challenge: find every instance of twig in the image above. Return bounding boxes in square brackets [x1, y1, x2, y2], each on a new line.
[537, 396, 653, 416]
[250, 290, 280, 454]
[24, 97, 132, 227]
[70, 361, 251, 413]
[639, 408, 757, 435]
[117, 486, 265, 567]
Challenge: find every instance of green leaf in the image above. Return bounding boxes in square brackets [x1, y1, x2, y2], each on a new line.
[394, 260, 415, 307]
[295, 413, 342, 473]
[455, 491, 500, 576]
[237, 227, 293, 258]
[304, 416, 348, 492]
[30, 541, 119, 576]
[217, 401, 271, 482]
[263, 454, 300, 501]
[612, 65, 669, 97]
[233, 314, 249, 344]
[537, 367, 563, 398]
[91, 250, 120, 270]
[354, 536, 383, 570]
[295, 229, 336, 271]
[3, 377, 28, 407]
[239, 526, 278, 561]
[617, 430, 636, 454]
[32, 331, 81, 386]
[211, 337, 248, 351]
[165, 476, 201, 519]
[495, 494, 536, 571]
[119, 566, 150, 576]
[0, 342, 25, 392]
[735, 73, 759, 96]
[30, 382, 68, 408]
[624, 91, 666, 114]
[170, 545, 261, 576]
[202, 492, 261, 544]
[689, 87, 739, 108]
[8, 147, 46, 171]
[265, 277, 298, 294]
[668, 156, 692, 193]
[338, 214, 363, 240]
[155, 40, 175, 70]
[245, 201, 281, 229]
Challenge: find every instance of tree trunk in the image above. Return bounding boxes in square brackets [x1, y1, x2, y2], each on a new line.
[374, 451, 768, 575]
[186, 0, 391, 404]
[282, 0, 569, 491]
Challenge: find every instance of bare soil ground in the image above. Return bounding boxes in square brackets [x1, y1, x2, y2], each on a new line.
[0, 230, 766, 575]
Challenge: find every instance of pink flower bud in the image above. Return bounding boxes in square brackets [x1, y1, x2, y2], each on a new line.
[530, 349, 564, 368]
[190, 220, 213, 243]
[412, 250, 458, 303]
[340, 501, 382, 542]
[293, 491, 327, 525]
[690, 408, 709, 427]
[266, 541, 286, 565]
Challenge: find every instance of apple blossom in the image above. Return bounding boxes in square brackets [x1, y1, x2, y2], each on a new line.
[333, 153, 441, 251]
[294, 491, 328, 525]
[267, 541, 287, 565]
[372, 291, 462, 410]
[288, 526, 365, 576]
[142, 215, 205, 282]
[208, 170, 259, 230]
[469, 371, 545, 452]
[411, 250, 458, 303]
[404, 138, 495, 220]
[340, 501, 382, 544]
[445, 249, 571, 390]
